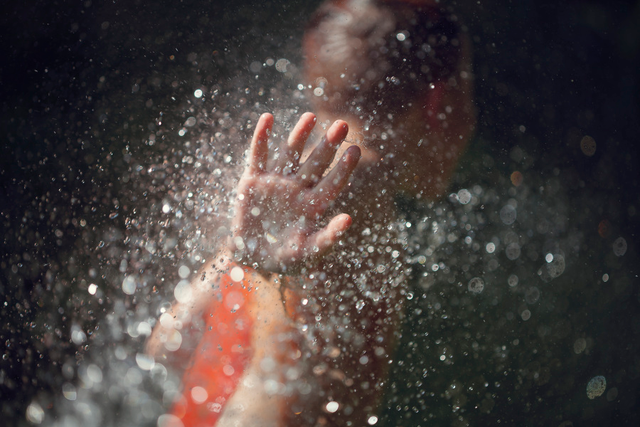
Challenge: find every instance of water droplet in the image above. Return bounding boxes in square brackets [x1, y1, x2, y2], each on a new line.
[136, 353, 155, 371]
[174, 280, 192, 303]
[573, 338, 587, 354]
[500, 204, 517, 225]
[26, 402, 44, 424]
[612, 237, 627, 257]
[191, 386, 208, 404]
[62, 383, 77, 401]
[580, 135, 596, 156]
[505, 243, 521, 260]
[457, 189, 472, 204]
[586, 375, 606, 399]
[468, 277, 484, 294]
[230, 267, 244, 282]
[122, 275, 137, 295]
[178, 265, 190, 279]
[275, 58, 290, 73]
[88, 283, 98, 295]
[325, 401, 339, 413]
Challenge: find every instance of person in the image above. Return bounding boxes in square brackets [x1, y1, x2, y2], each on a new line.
[146, 0, 475, 425]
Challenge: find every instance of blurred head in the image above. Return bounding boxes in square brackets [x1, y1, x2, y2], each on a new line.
[303, 0, 476, 198]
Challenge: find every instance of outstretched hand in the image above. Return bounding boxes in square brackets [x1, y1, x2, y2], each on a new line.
[229, 112, 361, 273]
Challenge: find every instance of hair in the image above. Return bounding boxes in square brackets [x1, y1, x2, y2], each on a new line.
[303, 0, 463, 119]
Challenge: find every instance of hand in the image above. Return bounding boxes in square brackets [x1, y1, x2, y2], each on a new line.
[229, 112, 361, 273]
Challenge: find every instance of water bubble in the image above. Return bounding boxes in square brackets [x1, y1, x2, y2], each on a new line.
[234, 236, 246, 250]
[586, 375, 606, 399]
[573, 338, 587, 354]
[367, 415, 379, 425]
[136, 353, 155, 371]
[525, 287, 540, 304]
[178, 265, 190, 279]
[499, 205, 517, 225]
[26, 401, 44, 424]
[249, 61, 262, 73]
[193, 89, 203, 98]
[580, 135, 596, 156]
[88, 283, 98, 295]
[521, 309, 531, 321]
[456, 189, 471, 205]
[71, 327, 87, 345]
[547, 254, 565, 278]
[325, 401, 339, 413]
[510, 171, 523, 187]
[508, 274, 519, 287]
[486, 242, 496, 254]
[275, 58, 290, 73]
[174, 280, 192, 304]
[122, 275, 137, 296]
[230, 266, 244, 282]
[468, 277, 484, 294]
[164, 330, 182, 352]
[505, 243, 521, 260]
[62, 383, 77, 401]
[612, 237, 627, 257]
[190, 386, 208, 404]
[86, 364, 103, 383]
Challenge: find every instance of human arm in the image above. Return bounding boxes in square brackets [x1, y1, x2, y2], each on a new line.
[146, 112, 360, 358]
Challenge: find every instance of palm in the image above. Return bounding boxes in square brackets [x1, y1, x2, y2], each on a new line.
[230, 113, 360, 273]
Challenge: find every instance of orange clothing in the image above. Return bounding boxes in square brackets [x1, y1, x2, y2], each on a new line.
[170, 266, 255, 427]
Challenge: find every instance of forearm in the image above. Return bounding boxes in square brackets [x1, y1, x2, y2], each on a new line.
[145, 248, 240, 359]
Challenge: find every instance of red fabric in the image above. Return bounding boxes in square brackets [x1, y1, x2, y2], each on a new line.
[170, 268, 255, 427]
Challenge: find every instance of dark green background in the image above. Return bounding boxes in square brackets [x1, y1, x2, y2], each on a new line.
[1, 0, 639, 425]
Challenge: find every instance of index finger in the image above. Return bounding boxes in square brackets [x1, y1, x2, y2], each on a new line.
[248, 113, 274, 173]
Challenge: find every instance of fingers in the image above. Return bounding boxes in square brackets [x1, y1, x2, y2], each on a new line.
[275, 112, 317, 173]
[248, 113, 274, 174]
[298, 120, 349, 186]
[306, 213, 352, 257]
[310, 145, 361, 207]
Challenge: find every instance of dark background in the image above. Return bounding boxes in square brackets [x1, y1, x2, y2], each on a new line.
[1, 0, 639, 426]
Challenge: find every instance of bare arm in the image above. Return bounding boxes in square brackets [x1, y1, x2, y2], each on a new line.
[146, 112, 360, 359]
[145, 250, 236, 359]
